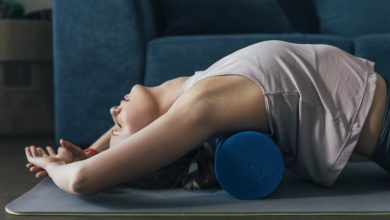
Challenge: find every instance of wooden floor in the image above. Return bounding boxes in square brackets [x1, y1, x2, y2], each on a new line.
[1, 136, 389, 220]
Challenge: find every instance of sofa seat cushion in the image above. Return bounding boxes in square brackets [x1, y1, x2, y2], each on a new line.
[314, 0, 390, 38]
[354, 34, 390, 80]
[144, 34, 352, 86]
[155, 0, 295, 36]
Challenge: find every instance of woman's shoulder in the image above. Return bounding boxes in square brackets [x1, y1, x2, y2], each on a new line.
[166, 76, 190, 87]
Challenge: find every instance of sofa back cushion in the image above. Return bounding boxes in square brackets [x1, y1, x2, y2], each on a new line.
[155, 0, 295, 36]
[314, 0, 390, 37]
[277, 0, 318, 33]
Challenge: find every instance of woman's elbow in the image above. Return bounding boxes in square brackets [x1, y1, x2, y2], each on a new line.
[68, 167, 96, 196]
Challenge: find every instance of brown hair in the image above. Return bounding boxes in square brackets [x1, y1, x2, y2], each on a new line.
[124, 141, 220, 190]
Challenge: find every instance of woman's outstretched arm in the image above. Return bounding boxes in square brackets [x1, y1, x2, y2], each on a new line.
[29, 93, 215, 195]
[75, 94, 215, 194]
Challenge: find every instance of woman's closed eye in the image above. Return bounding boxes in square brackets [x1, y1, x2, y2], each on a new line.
[120, 95, 129, 106]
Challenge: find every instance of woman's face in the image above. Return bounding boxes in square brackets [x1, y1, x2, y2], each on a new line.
[109, 85, 159, 148]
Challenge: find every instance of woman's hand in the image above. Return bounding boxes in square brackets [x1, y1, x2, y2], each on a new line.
[25, 139, 89, 179]
[59, 139, 89, 162]
[25, 146, 67, 178]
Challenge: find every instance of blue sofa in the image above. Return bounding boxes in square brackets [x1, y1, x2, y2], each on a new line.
[52, 0, 390, 146]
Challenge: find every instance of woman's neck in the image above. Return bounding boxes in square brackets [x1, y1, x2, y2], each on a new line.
[149, 76, 189, 116]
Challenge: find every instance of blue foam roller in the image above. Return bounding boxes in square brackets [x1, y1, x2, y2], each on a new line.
[214, 131, 284, 200]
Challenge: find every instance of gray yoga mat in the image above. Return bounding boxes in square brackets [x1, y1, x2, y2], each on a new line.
[5, 162, 390, 216]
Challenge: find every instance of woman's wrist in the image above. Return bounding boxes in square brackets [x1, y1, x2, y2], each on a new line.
[45, 160, 66, 176]
[83, 148, 99, 157]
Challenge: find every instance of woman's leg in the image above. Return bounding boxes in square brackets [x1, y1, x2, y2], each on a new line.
[369, 78, 390, 172]
[354, 74, 388, 158]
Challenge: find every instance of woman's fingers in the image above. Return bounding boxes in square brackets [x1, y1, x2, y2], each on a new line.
[24, 146, 49, 178]
[60, 138, 89, 160]
[30, 146, 39, 157]
[25, 146, 32, 158]
[37, 147, 47, 157]
[29, 146, 48, 157]
[37, 147, 47, 156]
[30, 165, 43, 173]
[60, 139, 81, 153]
[60, 139, 72, 149]
[46, 146, 56, 156]
[57, 146, 67, 154]
[26, 160, 47, 175]
[25, 148, 34, 165]
[27, 145, 56, 158]
[35, 170, 48, 178]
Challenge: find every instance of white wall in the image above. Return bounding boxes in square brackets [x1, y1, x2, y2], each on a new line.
[17, 0, 52, 14]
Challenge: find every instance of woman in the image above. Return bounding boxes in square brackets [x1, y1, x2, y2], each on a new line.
[25, 40, 388, 195]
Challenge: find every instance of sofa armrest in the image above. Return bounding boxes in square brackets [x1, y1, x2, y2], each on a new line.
[53, 0, 153, 145]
